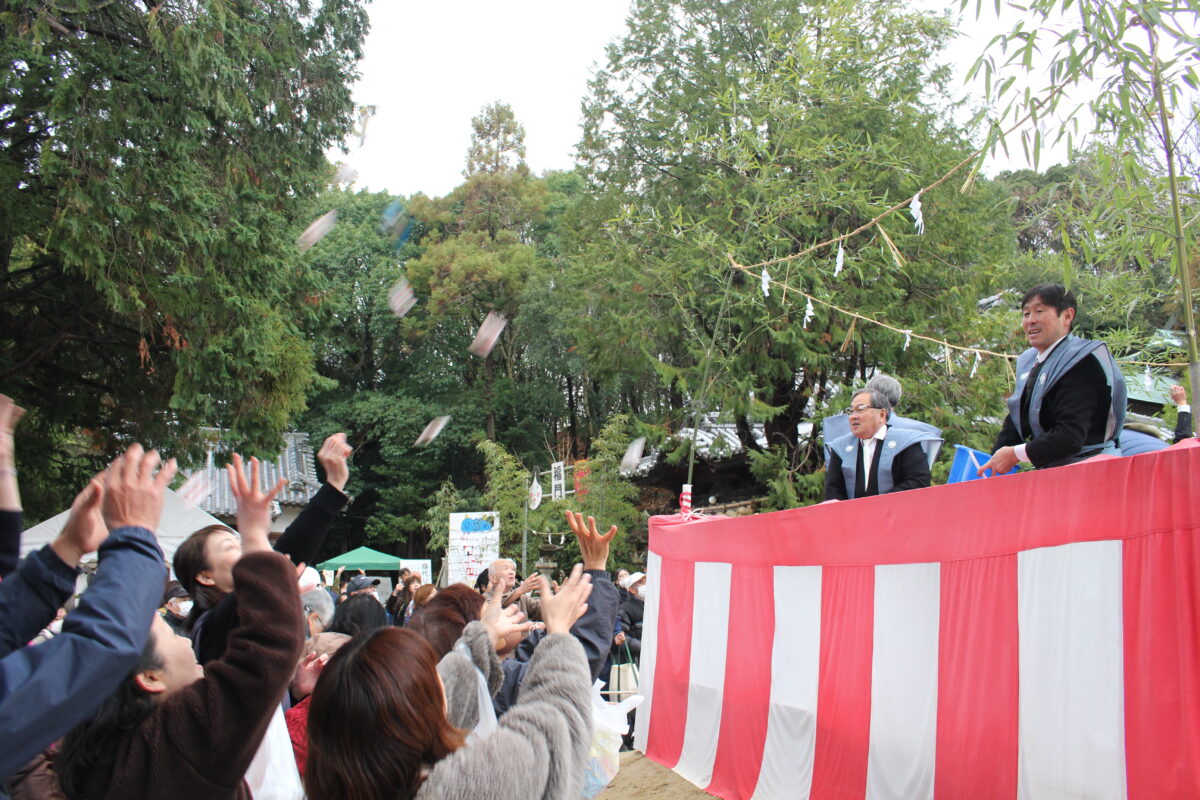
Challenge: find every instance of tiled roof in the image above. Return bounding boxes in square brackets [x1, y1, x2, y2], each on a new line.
[184, 431, 321, 518]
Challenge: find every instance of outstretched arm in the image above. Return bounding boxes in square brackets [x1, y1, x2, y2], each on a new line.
[0, 445, 172, 779]
[274, 433, 352, 566]
[562, 511, 620, 682]
[1171, 385, 1193, 443]
[0, 395, 25, 578]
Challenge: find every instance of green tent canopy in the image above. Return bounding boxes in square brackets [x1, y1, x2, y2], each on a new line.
[317, 546, 403, 572]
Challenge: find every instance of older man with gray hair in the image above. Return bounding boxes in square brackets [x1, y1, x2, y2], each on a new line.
[822, 373, 943, 467]
[824, 387, 938, 501]
[491, 557, 542, 621]
[301, 588, 335, 638]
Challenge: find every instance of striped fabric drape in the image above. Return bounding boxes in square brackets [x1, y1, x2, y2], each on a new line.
[634, 440, 1200, 800]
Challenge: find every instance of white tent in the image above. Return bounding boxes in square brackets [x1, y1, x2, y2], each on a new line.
[19, 489, 227, 568]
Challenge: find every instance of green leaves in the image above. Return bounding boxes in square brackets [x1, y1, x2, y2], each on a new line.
[1, 0, 369, 520]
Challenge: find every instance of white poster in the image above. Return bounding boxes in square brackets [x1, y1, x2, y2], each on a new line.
[551, 460, 566, 500]
[447, 512, 500, 586]
[399, 559, 433, 585]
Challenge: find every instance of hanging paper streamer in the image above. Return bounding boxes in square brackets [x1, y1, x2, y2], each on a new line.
[354, 105, 377, 148]
[834, 241, 845, 278]
[802, 297, 814, 329]
[902, 329, 912, 351]
[910, 191, 925, 235]
[298, 210, 338, 251]
[945, 343, 953, 374]
[1143, 364, 1153, 390]
[761, 267, 770, 298]
[971, 350, 981, 378]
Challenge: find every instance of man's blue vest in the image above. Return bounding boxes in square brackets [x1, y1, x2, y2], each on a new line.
[823, 413, 942, 467]
[830, 426, 942, 499]
[1004, 334, 1126, 458]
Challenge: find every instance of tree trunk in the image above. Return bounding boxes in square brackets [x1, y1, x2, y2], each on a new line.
[484, 357, 496, 440]
[566, 374, 579, 455]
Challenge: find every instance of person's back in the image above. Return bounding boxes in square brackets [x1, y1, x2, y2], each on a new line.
[1120, 426, 1169, 457]
[304, 566, 596, 800]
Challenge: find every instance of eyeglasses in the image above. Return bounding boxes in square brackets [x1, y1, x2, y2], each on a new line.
[844, 404, 882, 415]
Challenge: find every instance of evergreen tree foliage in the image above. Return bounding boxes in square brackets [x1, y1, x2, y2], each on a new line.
[1, 0, 370, 518]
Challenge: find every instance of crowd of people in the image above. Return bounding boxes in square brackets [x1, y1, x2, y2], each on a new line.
[0, 281, 1191, 799]
[0, 401, 623, 800]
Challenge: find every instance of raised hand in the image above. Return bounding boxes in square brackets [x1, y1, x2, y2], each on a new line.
[563, 510, 617, 571]
[317, 433, 353, 492]
[540, 564, 593, 636]
[0, 394, 25, 510]
[101, 444, 176, 532]
[291, 652, 331, 700]
[482, 572, 533, 652]
[1170, 384, 1188, 407]
[226, 453, 287, 553]
[512, 573, 541, 597]
[52, 475, 107, 567]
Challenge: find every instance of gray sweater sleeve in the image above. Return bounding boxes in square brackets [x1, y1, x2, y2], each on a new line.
[418, 633, 592, 800]
[437, 621, 503, 730]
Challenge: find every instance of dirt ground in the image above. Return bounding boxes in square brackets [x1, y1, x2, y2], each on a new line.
[597, 751, 712, 799]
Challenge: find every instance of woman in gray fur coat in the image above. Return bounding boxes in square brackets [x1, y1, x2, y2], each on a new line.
[304, 564, 596, 800]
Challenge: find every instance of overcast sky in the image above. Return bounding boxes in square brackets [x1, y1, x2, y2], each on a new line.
[335, 1, 1079, 200]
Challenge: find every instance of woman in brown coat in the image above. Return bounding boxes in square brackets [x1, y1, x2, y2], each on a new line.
[56, 456, 304, 800]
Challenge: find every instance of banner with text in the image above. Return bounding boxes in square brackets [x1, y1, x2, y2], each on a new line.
[447, 512, 500, 586]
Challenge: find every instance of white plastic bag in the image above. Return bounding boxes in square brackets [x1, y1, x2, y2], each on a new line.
[244, 704, 305, 800]
[455, 640, 498, 744]
[582, 680, 644, 798]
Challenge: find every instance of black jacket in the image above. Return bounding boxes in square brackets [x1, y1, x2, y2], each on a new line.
[824, 439, 931, 501]
[193, 483, 348, 665]
[615, 590, 644, 659]
[494, 569, 619, 715]
[994, 352, 1111, 467]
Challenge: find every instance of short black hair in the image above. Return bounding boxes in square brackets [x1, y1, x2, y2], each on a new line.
[328, 593, 388, 638]
[1021, 283, 1076, 320]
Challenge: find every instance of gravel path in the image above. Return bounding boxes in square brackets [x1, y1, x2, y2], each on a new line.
[597, 751, 713, 799]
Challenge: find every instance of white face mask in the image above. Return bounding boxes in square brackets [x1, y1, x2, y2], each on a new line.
[176, 600, 194, 616]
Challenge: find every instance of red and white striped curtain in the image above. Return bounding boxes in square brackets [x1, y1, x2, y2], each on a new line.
[634, 441, 1200, 800]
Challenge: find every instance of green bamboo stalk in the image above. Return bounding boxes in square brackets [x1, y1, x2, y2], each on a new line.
[1148, 22, 1200, 433]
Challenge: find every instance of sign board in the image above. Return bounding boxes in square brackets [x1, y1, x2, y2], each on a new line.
[399, 559, 433, 584]
[447, 512, 500, 586]
[551, 461, 566, 500]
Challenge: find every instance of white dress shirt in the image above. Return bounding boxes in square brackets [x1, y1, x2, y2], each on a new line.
[861, 424, 889, 492]
[1014, 335, 1069, 463]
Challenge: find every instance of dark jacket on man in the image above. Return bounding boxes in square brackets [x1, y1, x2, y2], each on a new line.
[995, 345, 1117, 467]
[824, 434, 932, 501]
[493, 569, 619, 716]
